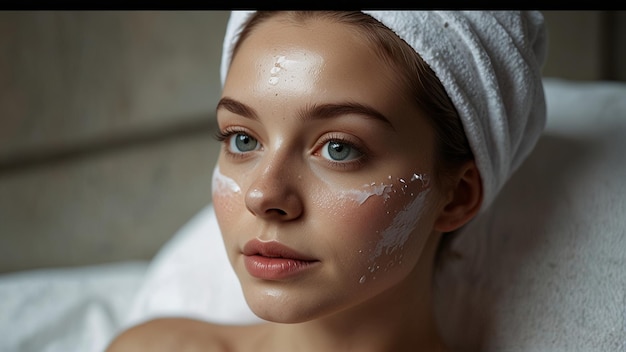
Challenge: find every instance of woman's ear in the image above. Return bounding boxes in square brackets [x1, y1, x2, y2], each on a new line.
[434, 160, 483, 233]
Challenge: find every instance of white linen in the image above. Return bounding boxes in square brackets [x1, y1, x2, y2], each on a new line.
[0, 261, 148, 352]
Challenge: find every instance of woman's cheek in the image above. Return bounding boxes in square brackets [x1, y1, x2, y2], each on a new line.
[314, 174, 432, 284]
[363, 187, 432, 283]
[212, 164, 243, 224]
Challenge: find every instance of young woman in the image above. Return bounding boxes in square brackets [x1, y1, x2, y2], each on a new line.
[107, 11, 546, 352]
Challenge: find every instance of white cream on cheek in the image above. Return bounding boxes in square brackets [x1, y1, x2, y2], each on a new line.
[340, 182, 394, 204]
[317, 173, 432, 285]
[311, 169, 431, 281]
[336, 173, 430, 205]
[212, 165, 241, 196]
[360, 185, 430, 280]
[359, 180, 431, 284]
[371, 186, 430, 259]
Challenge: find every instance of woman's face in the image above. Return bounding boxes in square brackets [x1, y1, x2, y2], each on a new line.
[213, 16, 444, 323]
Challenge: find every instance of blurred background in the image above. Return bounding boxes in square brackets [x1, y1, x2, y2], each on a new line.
[0, 11, 624, 274]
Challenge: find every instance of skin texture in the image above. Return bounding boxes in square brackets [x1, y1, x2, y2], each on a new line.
[107, 13, 483, 352]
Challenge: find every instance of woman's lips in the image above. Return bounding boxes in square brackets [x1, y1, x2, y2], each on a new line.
[243, 239, 319, 280]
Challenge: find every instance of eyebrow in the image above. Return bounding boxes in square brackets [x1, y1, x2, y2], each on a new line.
[216, 97, 259, 120]
[301, 102, 394, 130]
[216, 97, 394, 130]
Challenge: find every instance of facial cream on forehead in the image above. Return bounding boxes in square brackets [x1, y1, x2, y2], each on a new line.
[262, 52, 323, 91]
[212, 165, 241, 195]
[268, 55, 286, 86]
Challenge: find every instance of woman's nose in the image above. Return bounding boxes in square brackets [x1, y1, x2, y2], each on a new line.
[244, 160, 304, 221]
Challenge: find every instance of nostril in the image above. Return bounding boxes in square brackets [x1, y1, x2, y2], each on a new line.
[268, 208, 287, 216]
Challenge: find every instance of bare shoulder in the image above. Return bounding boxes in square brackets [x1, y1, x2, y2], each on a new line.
[105, 317, 268, 352]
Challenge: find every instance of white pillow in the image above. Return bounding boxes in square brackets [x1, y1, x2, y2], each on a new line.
[124, 204, 260, 328]
[125, 78, 626, 351]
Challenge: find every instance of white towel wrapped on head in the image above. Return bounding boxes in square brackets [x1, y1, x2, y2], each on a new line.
[220, 10, 548, 211]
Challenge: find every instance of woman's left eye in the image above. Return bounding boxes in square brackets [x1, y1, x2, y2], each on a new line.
[320, 140, 363, 162]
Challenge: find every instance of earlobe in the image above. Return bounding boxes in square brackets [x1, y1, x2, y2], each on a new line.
[434, 161, 483, 233]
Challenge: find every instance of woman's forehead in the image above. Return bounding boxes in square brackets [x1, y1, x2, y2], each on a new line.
[223, 18, 413, 121]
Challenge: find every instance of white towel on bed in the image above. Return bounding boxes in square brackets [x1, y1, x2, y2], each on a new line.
[220, 10, 548, 211]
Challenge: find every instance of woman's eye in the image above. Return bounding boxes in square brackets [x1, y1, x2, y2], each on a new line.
[321, 140, 362, 161]
[229, 133, 259, 153]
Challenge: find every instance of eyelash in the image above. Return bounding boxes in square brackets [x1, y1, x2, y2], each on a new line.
[214, 128, 368, 170]
[214, 127, 243, 143]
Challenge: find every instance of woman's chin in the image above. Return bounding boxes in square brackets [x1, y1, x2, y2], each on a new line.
[248, 307, 312, 324]
[243, 292, 325, 324]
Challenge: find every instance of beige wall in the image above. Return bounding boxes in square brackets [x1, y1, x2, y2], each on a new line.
[0, 11, 624, 273]
[0, 11, 229, 273]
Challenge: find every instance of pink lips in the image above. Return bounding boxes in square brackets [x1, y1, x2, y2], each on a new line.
[243, 239, 319, 280]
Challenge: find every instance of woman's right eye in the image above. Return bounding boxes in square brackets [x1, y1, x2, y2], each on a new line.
[227, 132, 260, 154]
